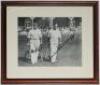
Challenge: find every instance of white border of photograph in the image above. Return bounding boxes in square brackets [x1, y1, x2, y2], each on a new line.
[7, 6, 93, 78]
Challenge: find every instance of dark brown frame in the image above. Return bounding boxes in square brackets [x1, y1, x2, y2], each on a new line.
[1, 1, 99, 84]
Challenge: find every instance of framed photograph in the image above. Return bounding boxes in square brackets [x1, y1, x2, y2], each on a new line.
[1, 1, 99, 84]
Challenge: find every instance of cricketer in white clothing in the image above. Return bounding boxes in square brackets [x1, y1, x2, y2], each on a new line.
[49, 24, 61, 63]
[28, 24, 42, 64]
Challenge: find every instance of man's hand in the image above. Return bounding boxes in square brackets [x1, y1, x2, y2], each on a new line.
[40, 38, 42, 45]
[59, 41, 62, 45]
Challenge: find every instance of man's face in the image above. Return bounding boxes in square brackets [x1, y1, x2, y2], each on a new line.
[53, 25, 57, 30]
[33, 27, 36, 30]
[33, 24, 38, 29]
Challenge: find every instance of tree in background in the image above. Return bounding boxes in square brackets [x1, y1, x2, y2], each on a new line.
[18, 17, 82, 31]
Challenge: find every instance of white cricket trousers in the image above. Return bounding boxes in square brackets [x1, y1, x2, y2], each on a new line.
[30, 40, 40, 64]
[50, 43, 58, 63]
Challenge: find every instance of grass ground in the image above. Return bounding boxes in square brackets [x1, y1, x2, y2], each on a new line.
[18, 31, 81, 66]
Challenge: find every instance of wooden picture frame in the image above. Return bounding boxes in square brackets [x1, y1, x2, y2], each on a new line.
[1, 1, 99, 84]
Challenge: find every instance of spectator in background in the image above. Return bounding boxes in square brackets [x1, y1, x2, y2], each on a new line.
[39, 26, 50, 61]
[60, 26, 71, 42]
[25, 18, 32, 59]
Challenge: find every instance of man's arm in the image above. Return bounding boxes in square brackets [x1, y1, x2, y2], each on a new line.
[26, 31, 31, 46]
[58, 31, 62, 45]
[39, 30, 42, 44]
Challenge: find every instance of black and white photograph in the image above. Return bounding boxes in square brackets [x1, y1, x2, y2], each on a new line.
[18, 17, 82, 66]
[2, 1, 99, 84]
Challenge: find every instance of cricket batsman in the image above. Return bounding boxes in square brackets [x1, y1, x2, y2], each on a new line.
[49, 24, 61, 63]
[28, 23, 42, 64]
